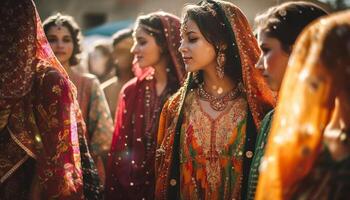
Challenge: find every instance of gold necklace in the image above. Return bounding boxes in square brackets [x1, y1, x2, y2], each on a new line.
[197, 83, 241, 111]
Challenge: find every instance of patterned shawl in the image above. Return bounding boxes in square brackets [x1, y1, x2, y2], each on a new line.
[0, 0, 84, 198]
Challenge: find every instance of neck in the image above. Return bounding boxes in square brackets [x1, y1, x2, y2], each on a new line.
[324, 96, 350, 161]
[202, 63, 236, 97]
[118, 67, 134, 83]
[153, 57, 168, 85]
[328, 96, 350, 130]
[62, 61, 73, 77]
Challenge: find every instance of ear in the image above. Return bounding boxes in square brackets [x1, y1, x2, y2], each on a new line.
[216, 43, 227, 51]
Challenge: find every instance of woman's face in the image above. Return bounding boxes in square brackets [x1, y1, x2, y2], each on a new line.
[130, 27, 162, 68]
[89, 48, 109, 76]
[46, 25, 74, 67]
[255, 30, 290, 91]
[179, 19, 217, 73]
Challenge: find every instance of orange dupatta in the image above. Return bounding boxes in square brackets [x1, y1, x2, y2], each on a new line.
[256, 10, 350, 200]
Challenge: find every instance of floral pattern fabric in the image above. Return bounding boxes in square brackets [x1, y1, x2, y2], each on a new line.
[179, 92, 248, 200]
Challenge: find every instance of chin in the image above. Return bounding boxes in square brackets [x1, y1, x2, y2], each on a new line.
[138, 64, 149, 69]
[185, 65, 197, 73]
[268, 82, 278, 92]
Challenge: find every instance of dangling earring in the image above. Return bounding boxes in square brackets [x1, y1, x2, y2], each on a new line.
[216, 47, 226, 79]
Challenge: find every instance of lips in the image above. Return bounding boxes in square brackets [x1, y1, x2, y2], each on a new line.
[55, 51, 66, 56]
[182, 56, 192, 64]
[135, 56, 143, 61]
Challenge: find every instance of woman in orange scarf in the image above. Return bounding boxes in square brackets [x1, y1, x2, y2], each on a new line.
[246, 2, 327, 199]
[256, 10, 350, 200]
[155, 1, 275, 199]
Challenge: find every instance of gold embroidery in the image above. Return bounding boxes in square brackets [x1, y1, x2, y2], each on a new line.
[0, 109, 10, 132]
[52, 85, 62, 95]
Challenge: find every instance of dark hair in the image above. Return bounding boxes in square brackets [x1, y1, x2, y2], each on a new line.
[135, 14, 168, 52]
[134, 13, 180, 91]
[88, 42, 114, 77]
[43, 13, 82, 66]
[112, 28, 133, 46]
[182, 2, 241, 84]
[322, 24, 350, 77]
[255, 1, 328, 53]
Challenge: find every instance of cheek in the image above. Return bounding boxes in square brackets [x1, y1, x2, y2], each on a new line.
[48, 42, 58, 51]
[191, 43, 216, 68]
[148, 46, 162, 63]
[265, 53, 281, 75]
[66, 43, 74, 54]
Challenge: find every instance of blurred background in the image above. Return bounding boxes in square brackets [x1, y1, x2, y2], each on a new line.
[34, 0, 349, 36]
[34, 0, 349, 73]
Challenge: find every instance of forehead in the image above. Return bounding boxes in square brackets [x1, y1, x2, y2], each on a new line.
[133, 27, 152, 39]
[182, 19, 200, 33]
[256, 29, 280, 45]
[114, 37, 133, 49]
[47, 25, 71, 36]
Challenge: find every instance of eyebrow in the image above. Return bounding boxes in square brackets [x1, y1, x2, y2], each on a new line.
[135, 36, 146, 40]
[186, 31, 196, 35]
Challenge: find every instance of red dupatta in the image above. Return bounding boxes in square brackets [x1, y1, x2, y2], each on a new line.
[0, 0, 84, 199]
[105, 11, 185, 200]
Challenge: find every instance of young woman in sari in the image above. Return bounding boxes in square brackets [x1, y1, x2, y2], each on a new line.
[43, 14, 114, 185]
[0, 0, 84, 199]
[256, 10, 350, 200]
[246, 2, 327, 199]
[105, 11, 186, 200]
[155, 1, 275, 199]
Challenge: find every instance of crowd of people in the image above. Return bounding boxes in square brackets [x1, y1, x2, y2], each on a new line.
[0, 0, 349, 199]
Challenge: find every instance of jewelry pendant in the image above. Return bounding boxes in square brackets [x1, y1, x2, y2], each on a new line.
[211, 98, 227, 111]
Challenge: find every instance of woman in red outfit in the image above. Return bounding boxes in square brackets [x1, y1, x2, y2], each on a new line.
[0, 0, 85, 199]
[105, 11, 185, 200]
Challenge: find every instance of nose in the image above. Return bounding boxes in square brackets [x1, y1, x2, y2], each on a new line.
[130, 43, 137, 54]
[178, 40, 187, 54]
[57, 40, 65, 49]
[255, 55, 265, 72]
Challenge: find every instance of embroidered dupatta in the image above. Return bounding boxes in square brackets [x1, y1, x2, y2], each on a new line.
[0, 0, 85, 199]
[155, 1, 275, 199]
[105, 12, 185, 200]
[256, 10, 350, 200]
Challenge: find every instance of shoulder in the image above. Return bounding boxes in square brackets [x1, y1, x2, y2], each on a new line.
[79, 73, 100, 85]
[35, 65, 69, 89]
[262, 109, 275, 125]
[100, 77, 118, 90]
[162, 86, 187, 116]
[34, 65, 73, 102]
[119, 77, 140, 97]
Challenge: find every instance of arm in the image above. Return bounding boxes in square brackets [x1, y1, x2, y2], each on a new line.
[34, 69, 84, 199]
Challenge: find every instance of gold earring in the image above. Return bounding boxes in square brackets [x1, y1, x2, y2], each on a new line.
[216, 49, 226, 79]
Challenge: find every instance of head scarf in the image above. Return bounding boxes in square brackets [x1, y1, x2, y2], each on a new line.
[256, 10, 350, 200]
[187, 0, 275, 128]
[105, 11, 185, 199]
[0, 1, 85, 198]
[155, 1, 275, 199]
[132, 11, 186, 84]
[0, 0, 68, 101]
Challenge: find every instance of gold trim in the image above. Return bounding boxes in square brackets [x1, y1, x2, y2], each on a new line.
[0, 154, 30, 184]
[8, 127, 37, 159]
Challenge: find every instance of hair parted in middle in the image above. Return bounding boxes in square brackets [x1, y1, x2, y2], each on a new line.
[43, 13, 83, 66]
[181, 1, 242, 85]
